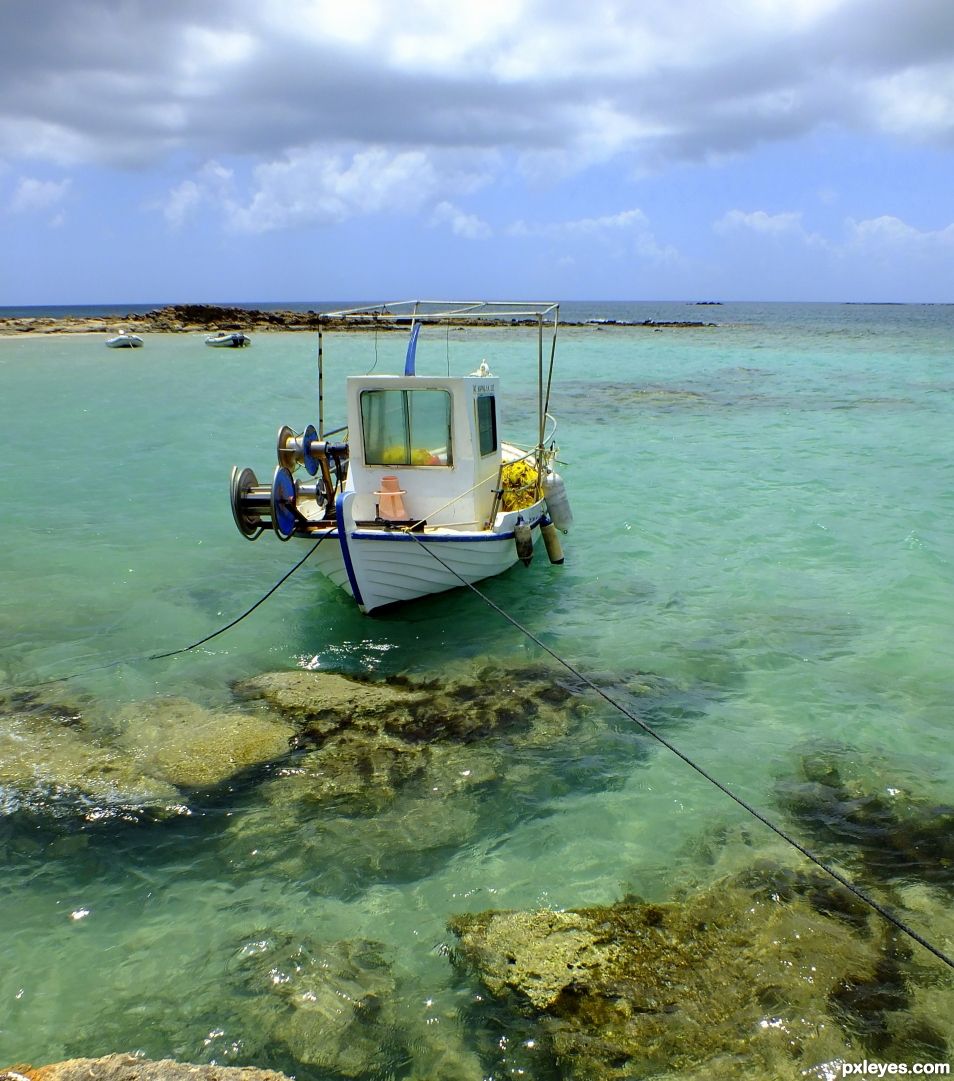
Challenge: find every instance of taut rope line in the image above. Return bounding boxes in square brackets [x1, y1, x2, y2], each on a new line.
[402, 531, 954, 973]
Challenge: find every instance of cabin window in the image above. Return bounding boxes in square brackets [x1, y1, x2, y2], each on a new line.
[360, 388, 453, 466]
[477, 395, 498, 456]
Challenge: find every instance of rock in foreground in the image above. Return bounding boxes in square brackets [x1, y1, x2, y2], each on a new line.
[1, 1055, 291, 1081]
[450, 865, 948, 1080]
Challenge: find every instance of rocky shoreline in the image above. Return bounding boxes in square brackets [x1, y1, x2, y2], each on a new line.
[0, 303, 717, 336]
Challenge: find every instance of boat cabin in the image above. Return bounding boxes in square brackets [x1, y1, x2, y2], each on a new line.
[345, 372, 502, 528]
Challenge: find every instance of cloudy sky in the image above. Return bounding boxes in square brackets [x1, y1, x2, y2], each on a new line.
[2, 0, 954, 305]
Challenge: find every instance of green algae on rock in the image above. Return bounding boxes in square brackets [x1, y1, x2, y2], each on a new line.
[0, 691, 184, 821]
[233, 661, 585, 747]
[448, 866, 937, 1080]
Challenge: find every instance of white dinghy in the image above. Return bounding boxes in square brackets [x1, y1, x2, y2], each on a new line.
[105, 330, 144, 348]
[229, 300, 572, 614]
[206, 331, 251, 347]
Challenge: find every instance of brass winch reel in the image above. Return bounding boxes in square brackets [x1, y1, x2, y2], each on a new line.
[229, 464, 327, 541]
[230, 423, 348, 541]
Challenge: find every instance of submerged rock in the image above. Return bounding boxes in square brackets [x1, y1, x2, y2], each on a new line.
[0, 692, 183, 821]
[113, 697, 296, 789]
[449, 865, 943, 1080]
[234, 661, 584, 747]
[1, 1056, 291, 1081]
[231, 932, 404, 1077]
[777, 746, 954, 891]
[0, 690, 295, 823]
[0, 659, 650, 827]
[233, 670, 429, 735]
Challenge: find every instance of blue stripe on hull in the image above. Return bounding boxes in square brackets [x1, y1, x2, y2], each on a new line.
[351, 529, 517, 543]
[334, 493, 364, 606]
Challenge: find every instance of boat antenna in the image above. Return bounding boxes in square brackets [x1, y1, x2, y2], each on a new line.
[317, 321, 324, 439]
[542, 305, 559, 428]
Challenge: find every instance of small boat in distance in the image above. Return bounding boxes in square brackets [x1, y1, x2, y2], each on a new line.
[206, 331, 251, 348]
[105, 331, 143, 348]
[229, 300, 573, 614]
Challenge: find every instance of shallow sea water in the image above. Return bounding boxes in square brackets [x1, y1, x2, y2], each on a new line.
[1, 303, 953, 1078]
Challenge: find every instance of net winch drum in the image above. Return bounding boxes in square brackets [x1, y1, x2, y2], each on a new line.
[229, 465, 328, 541]
[276, 423, 349, 497]
[277, 423, 320, 476]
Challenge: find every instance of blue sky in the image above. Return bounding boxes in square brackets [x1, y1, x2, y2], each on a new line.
[2, 0, 954, 305]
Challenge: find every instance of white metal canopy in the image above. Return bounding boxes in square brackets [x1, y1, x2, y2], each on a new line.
[317, 299, 560, 324]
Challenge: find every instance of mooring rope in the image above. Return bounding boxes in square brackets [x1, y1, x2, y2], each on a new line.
[402, 531, 954, 972]
[9, 517, 953, 970]
[13, 533, 330, 690]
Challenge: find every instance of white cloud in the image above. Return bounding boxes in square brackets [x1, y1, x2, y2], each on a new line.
[509, 208, 679, 262]
[511, 209, 651, 237]
[225, 147, 438, 233]
[9, 175, 70, 214]
[430, 201, 491, 239]
[158, 161, 235, 229]
[714, 209, 805, 235]
[162, 179, 202, 229]
[846, 214, 954, 249]
[166, 145, 496, 234]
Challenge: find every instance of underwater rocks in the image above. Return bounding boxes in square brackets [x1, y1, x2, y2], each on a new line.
[0, 660, 604, 827]
[231, 933, 403, 1078]
[0, 691, 182, 821]
[217, 663, 598, 891]
[0, 690, 295, 823]
[226, 928, 490, 1080]
[449, 864, 946, 1080]
[1, 1058, 292, 1081]
[0, 660, 587, 826]
[234, 662, 582, 747]
[777, 746, 954, 892]
[112, 697, 295, 789]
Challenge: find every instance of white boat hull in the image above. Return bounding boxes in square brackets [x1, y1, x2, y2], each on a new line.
[304, 491, 542, 613]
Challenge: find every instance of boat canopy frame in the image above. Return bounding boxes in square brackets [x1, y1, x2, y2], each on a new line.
[317, 299, 560, 324]
[315, 301, 561, 460]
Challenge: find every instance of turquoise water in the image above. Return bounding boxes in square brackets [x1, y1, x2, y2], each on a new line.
[2, 304, 953, 1077]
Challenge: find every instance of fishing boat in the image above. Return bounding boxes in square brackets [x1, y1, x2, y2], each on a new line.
[206, 331, 251, 348]
[105, 331, 143, 348]
[228, 300, 573, 614]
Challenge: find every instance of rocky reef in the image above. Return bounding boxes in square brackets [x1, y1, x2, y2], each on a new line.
[450, 863, 951, 1080]
[218, 662, 597, 893]
[228, 933, 404, 1077]
[0, 661, 599, 826]
[0, 303, 718, 336]
[6, 674, 954, 1080]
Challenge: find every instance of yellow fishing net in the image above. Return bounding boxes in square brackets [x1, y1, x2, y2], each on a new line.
[500, 459, 539, 511]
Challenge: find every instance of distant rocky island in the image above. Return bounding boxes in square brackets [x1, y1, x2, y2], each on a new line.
[0, 303, 717, 335]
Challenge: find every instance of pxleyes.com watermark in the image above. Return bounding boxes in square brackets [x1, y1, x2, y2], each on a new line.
[840, 1063, 950, 1077]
